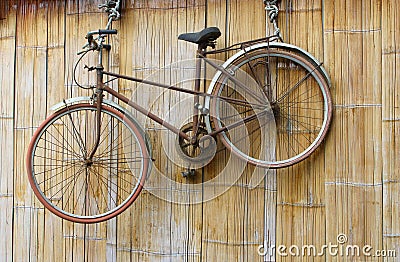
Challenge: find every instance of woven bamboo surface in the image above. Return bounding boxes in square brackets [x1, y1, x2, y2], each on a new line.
[0, 0, 399, 261]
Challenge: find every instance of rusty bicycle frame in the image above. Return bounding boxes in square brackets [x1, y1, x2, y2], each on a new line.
[25, 0, 334, 223]
[82, 27, 276, 162]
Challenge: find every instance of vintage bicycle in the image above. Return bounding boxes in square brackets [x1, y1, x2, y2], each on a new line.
[26, 0, 332, 223]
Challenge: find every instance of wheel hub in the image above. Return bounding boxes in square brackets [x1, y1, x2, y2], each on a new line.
[271, 102, 280, 120]
[84, 158, 94, 167]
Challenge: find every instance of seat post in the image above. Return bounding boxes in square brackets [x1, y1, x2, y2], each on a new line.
[192, 44, 207, 139]
[194, 43, 207, 102]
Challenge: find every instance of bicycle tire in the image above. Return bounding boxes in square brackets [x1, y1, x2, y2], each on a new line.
[208, 46, 332, 168]
[26, 103, 150, 223]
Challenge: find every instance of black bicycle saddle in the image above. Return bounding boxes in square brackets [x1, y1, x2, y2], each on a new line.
[178, 27, 221, 45]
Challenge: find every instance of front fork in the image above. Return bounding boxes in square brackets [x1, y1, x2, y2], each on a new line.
[87, 65, 104, 160]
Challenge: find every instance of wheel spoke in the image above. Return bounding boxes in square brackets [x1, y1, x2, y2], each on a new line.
[211, 48, 331, 167]
[28, 105, 147, 223]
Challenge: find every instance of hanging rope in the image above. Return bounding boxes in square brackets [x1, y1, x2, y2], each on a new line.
[264, 0, 283, 41]
[99, 0, 122, 28]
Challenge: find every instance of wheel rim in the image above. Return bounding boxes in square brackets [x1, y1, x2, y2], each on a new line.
[211, 49, 332, 168]
[27, 104, 148, 223]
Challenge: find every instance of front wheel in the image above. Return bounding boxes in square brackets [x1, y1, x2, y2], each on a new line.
[208, 46, 333, 168]
[26, 103, 150, 223]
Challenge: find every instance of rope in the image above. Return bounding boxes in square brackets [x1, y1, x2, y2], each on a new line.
[264, 0, 283, 41]
[99, 0, 121, 23]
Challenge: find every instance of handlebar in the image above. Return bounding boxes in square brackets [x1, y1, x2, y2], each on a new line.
[74, 0, 121, 90]
[99, 29, 118, 35]
[77, 29, 117, 55]
[86, 29, 118, 38]
[77, 1, 120, 55]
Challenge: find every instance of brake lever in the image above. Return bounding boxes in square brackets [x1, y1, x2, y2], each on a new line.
[77, 42, 111, 55]
[77, 42, 95, 55]
[77, 49, 88, 55]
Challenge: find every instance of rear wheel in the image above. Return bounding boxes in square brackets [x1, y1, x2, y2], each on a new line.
[26, 103, 149, 223]
[209, 46, 332, 168]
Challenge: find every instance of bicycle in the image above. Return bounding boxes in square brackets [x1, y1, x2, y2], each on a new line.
[26, 0, 333, 223]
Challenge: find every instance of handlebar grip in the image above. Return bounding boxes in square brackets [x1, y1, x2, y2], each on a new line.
[98, 29, 118, 35]
[86, 29, 118, 38]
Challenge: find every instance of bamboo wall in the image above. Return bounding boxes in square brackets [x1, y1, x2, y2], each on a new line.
[0, 0, 399, 261]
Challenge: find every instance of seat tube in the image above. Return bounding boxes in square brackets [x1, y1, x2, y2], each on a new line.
[192, 46, 205, 139]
